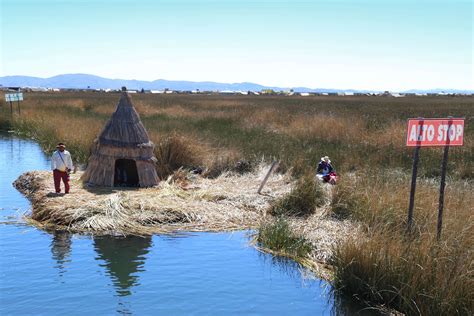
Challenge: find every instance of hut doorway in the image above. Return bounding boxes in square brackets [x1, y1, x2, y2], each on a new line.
[114, 159, 139, 187]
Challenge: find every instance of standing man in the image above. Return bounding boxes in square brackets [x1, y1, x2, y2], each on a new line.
[51, 142, 73, 194]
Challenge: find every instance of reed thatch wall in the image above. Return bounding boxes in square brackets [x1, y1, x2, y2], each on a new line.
[81, 91, 159, 187]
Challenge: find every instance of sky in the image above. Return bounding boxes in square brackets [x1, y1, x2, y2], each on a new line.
[0, 0, 472, 90]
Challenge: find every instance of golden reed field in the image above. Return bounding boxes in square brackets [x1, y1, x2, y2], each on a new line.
[1, 92, 472, 175]
[1, 92, 473, 315]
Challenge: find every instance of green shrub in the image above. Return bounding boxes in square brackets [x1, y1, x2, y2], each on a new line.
[0, 111, 12, 131]
[257, 217, 312, 258]
[330, 177, 364, 220]
[270, 173, 325, 217]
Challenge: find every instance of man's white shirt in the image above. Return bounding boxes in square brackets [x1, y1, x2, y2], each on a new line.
[51, 150, 73, 172]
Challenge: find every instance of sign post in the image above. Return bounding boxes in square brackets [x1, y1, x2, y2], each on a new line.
[436, 117, 452, 240]
[5, 92, 23, 116]
[407, 118, 422, 232]
[407, 146, 420, 231]
[406, 117, 464, 237]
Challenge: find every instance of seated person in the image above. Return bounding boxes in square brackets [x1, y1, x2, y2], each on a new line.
[317, 156, 333, 174]
[316, 156, 334, 181]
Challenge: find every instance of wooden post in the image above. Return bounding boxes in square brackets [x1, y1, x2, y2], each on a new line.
[9, 100, 13, 116]
[407, 117, 424, 232]
[407, 145, 420, 232]
[17, 99, 20, 115]
[437, 117, 452, 240]
[258, 161, 278, 194]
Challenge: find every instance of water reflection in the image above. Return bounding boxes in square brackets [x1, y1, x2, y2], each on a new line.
[259, 252, 381, 315]
[3, 132, 379, 315]
[93, 235, 152, 296]
[50, 231, 72, 275]
[259, 251, 314, 281]
[330, 291, 382, 316]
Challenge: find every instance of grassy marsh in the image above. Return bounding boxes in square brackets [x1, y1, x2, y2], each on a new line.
[329, 171, 473, 315]
[2, 91, 472, 314]
[1, 92, 472, 178]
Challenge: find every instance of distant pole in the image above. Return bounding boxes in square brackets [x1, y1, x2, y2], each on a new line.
[258, 161, 278, 194]
[9, 100, 13, 116]
[437, 117, 452, 240]
[17, 99, 20, 115]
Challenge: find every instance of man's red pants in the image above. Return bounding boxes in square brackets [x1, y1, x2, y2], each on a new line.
[53, 169, 69, 193]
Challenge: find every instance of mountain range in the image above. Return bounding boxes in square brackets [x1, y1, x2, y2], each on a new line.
[0, 74, 472, 94]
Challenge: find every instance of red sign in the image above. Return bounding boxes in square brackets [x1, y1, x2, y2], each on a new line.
[406, 118, 464, 147]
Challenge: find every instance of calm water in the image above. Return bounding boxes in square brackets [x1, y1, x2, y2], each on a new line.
[0, 133, 372, 315]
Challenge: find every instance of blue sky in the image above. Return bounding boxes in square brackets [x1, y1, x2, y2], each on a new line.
[1, 0, 472, 90]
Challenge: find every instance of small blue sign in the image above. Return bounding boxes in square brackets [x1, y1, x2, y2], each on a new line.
[5, 93, 23, 102]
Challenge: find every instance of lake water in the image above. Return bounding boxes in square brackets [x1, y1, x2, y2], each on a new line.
[0, 133, 372, 315]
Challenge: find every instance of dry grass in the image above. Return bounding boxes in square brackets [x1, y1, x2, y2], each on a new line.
[332, 230, 473, 315]
[154, 132, 206, 179]
[14, 164, 292, 235]
[329, 171, 474, 315]
[330, 170, 473, 233]
[11, 108, 103, 161]
[2, 92, 472, 178]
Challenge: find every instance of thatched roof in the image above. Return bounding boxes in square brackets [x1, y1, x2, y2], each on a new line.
[98, 92, 151, 147]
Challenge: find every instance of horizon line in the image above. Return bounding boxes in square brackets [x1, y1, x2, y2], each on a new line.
[1, 73, 473, 93]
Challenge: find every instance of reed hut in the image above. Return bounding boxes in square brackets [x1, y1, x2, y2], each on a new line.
[93, 236, 152, 296]
[82, 89, 159, 187]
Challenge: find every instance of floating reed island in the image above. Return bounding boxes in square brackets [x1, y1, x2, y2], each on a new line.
[13, 89, 357, 272]
[13, 166, 356, 267]
[14, 167, 290, 234]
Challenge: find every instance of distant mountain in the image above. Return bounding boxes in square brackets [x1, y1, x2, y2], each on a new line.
[0, 74, 281, 92]
[0, 74, 472, 94]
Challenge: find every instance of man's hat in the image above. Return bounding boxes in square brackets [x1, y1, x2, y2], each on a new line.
[56, 142, 66, 148]
[321, 156, 330, 162]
